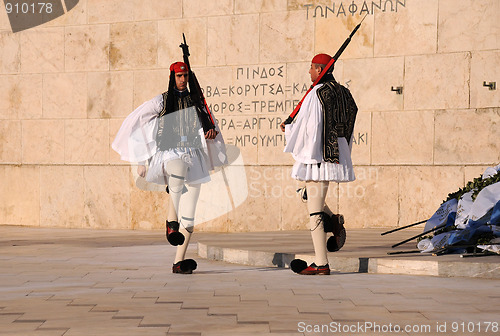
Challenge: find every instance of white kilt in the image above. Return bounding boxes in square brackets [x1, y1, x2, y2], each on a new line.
[284, 84, 355, 183]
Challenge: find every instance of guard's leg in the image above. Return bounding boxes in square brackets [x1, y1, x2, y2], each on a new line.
[174, 183, 201, 268]
[164, 159, 188, 246]
[291, 180, 331, 275]
[306, 181, 329, 268]
[298, 190, 342, 234]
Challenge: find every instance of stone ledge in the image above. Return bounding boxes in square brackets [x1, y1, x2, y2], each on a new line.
[197, 230, 500, 279]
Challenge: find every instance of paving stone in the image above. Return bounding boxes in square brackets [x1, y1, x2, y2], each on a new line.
[0, 226, 499, 335]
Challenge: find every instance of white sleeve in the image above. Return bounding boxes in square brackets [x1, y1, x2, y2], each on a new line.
[112, 95, 163, 163]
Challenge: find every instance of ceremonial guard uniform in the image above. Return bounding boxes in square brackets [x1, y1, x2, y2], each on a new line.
[283, 54, 357, 275]
[112, 62, 226, 274]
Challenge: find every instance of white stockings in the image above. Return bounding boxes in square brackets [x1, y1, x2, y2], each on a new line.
[164, 159, 201, 263]
[305, 181, 330, 266]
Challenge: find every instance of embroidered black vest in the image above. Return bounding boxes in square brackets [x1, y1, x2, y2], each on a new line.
[316, 80, 358, 164]
[156, 90, 212, 151]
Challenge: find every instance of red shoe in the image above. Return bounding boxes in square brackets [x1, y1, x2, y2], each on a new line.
[298, 263, 330, 275]
[172, 259, 197, 274]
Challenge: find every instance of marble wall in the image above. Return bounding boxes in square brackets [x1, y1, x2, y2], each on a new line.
[0, 0, 498, 231]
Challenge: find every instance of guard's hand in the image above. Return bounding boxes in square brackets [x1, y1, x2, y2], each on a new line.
[205, 129, 217, 139]
[280, 122, 286, 132]
[137, 165, 146, 178]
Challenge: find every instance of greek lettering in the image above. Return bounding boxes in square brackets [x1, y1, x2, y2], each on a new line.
[251, 101, 259, 111]
[252, 118, 258, 129]
[267, 118, 275, 129]
[252, 84, 260, 96]
[259, 135, 266, 146]
[260, 101, 266, 111]
[243, 119, 251, 129]
[372, 0, 381, 13]
[304, 0, 406, 19]
[252, 68, 260, 79]
[261, 68, 268, 79]
[276, 101, 284, 112]
[384, 0, 394, 12]
[214, 87, 221, 97]
[276, 84, 284, 95]
[304, 4, 313, 19]
[260, 83, 267, 95]
[352, 132, 368, 145]
[314, 5, 324, 18]
[236, 68, 243, 80]
[337, 2, 346, 16]
[360, 1, 369, 15]
[268, 100, 275, 112]
[349, 1, 358, 16]
[326, 2, 335, 18]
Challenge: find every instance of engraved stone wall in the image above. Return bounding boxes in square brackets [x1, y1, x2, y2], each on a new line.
[0, 0, 498, 231]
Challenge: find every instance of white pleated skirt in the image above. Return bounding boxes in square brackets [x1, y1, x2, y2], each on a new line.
[290, 137, 355, 182]
[145, 147, 211, 185]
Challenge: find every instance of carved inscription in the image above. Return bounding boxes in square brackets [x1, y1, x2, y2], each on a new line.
[203, 65, 368, 149]
[304, 0, 407, 19]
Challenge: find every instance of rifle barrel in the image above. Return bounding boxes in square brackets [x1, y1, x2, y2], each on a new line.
[285, 13, 367, 122]
[332, 38, 351, 61]
[179, 34, 216, 126]
[381, 219, 429, 236]
[391, 223, 446, 248]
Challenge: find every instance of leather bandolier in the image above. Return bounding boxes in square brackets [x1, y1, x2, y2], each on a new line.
[156, 90, 214, 151]
[316, 80, 358, 164]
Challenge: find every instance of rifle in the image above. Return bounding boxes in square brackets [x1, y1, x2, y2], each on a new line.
[391, 223, 447, 248]
[179, 33, 216, 127]
[282, 13, 367, 127]
[381, 219, 429, 236]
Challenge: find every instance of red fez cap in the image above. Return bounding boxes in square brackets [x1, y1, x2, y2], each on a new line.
[170, 62, 188, 73]
[311, 53, 332, 65]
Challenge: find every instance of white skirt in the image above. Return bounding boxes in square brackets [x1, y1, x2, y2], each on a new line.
[145, 147, 211, 185]
[291, 137, 355, 182]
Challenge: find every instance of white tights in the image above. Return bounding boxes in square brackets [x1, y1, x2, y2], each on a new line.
[305, 181, 331, 266]
[164, 159, 201, 264]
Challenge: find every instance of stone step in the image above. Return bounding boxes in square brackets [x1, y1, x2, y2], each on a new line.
[197, 229, 500, 279]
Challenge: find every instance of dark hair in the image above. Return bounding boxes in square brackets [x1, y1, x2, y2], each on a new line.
[165, 70, 204, 113]
[187, 72, 204, 110]
[164, 70, 177, 114]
